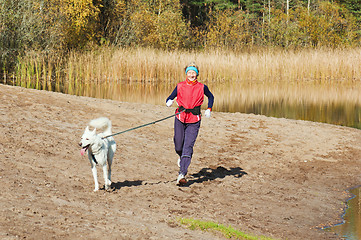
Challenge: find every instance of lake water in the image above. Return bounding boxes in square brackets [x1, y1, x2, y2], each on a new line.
[327, 187, 361, 239]
[71, 80, 361, 130]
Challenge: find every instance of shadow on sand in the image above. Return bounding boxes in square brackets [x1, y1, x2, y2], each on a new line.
[186, 166, 247, 186]
[108, 166, 247, 189]
[111, 180, 143, 190]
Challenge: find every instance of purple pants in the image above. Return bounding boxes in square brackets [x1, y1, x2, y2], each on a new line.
[174, 118, 201, 176]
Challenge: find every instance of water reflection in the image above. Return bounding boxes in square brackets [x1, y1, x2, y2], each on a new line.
[76, 79, 361, 130]
[328, 187, 361, 239]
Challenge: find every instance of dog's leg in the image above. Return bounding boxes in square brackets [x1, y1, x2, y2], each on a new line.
[107, 163, 112, 186]
[91, 165, 99, 191]
[103, 164, 110, 190]
[88, 155, 99, 192]
[107, 156, 112, 187]
[91, 159, 99, 192]
[107, 141, 115, 187]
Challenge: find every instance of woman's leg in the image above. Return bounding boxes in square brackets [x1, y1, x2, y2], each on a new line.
[179, 121, 201, 176]
[173, 118, 185, 157]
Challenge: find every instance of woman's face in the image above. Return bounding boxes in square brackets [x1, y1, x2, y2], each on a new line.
[186, 70, 197, 82]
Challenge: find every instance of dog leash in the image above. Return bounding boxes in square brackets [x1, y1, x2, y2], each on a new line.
[102, 110, 184, 139]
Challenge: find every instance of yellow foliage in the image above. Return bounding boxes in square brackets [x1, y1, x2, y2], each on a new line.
[129, 0, 187, 49]
[63, 0, 101, 48]
[156, 9, 187, 49]
[295, 2, 356, 47]
[2, 0, 359, 54]
[206, 10, 254, 50]
[130, 4, 158, 46]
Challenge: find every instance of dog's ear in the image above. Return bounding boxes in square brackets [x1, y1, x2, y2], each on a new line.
[85, 126, 90, 132]
[92, 128, 97, 134]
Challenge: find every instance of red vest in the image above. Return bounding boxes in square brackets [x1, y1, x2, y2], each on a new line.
[175, 81, 204, 123]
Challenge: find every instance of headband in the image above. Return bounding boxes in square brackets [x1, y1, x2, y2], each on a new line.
[185, 66, 199, 75]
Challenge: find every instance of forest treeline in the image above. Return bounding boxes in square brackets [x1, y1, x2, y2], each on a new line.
[0, 0, 360, 72]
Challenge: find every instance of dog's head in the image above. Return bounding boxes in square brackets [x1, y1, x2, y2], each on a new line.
[79, 126, 97, 156]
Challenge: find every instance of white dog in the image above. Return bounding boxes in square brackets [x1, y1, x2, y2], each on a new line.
[79, 117, 116, 191]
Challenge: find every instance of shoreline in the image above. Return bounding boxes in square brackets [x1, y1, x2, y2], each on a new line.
[325, 185, 361, 229]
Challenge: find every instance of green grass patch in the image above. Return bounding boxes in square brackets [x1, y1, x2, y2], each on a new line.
[178, 218, 277, 240]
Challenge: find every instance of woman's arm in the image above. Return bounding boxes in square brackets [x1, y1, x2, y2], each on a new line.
[166, 86, 177, 102]
[204, 85, 214, 109]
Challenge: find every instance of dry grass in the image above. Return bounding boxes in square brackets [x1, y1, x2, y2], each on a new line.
[7, 47, 361, 127]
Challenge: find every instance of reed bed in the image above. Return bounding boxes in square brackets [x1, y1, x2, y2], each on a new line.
[5, 47, 361, 128]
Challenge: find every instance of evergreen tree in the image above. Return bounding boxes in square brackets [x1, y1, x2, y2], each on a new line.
[336, 0, 361, 23]
[180, 0, 238, 28]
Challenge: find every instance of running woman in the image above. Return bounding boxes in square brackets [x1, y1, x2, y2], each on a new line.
[166, 62, 214, 186]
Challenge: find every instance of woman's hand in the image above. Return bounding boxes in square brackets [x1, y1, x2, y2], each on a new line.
[166, 99, 174, 107]
[205, 108, 211, 118]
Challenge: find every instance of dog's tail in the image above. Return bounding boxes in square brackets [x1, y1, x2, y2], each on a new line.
[89, 117, 112, 135]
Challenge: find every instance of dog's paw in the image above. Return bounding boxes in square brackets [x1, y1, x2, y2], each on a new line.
[93, 187, 99, 192]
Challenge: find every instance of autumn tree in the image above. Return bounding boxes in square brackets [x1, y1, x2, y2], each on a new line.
[205, 9, 254, 50]
[127, 0, 188, 49]
[97, 0, 127, 45]
[309, 1, 357, 46]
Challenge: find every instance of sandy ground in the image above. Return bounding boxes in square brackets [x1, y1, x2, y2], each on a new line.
[1, 84, 361, 240]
